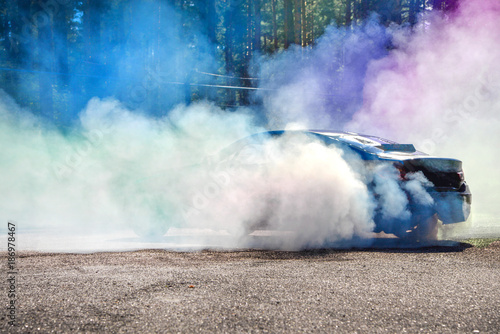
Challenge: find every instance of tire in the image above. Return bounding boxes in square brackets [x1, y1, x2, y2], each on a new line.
[393, 214, 439, 242]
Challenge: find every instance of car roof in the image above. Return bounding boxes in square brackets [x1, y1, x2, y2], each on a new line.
[262, 129, 428, 157]
[308, 130, 394, 144]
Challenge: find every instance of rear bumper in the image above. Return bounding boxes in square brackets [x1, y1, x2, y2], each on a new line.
[431, 182, 472, 224]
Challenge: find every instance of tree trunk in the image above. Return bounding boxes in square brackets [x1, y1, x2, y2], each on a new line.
[240, 0, 252, 105]
[254, 0, 261, 51]
[310, 0, 314, 44]
[433, 0, 459, 11]
[433, 0, 443, 10]
[345, 0, 352, 26]
[206, 0, 217, 43]
[301, 0, 306, 46]
[359, 0, 369, 20]
[293, 0, 301, 45]
[224, 2, 235, 105]
[409, 0, 417, 25]
[247, 0, 252, 56]
[284, 0, 294, 48]
[271, 0, 278, 50]
[392, 0, 402, 24]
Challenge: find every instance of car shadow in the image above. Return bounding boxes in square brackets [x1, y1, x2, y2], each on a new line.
[246, 236, 473, 254]
[352, 239, 473, 253]
[112, 232, 473, 254]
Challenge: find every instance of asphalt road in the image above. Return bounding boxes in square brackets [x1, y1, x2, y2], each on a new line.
[1, 242, 500, 333]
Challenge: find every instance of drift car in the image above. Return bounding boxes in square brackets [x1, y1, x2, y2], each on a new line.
[214, 130, 471, 240]
[129, 130, 471, 240]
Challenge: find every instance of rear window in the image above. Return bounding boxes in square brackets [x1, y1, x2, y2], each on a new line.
[375, 144, 416, 153]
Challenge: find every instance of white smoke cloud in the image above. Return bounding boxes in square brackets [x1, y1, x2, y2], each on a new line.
[3, 0, 499, 252]
[258, 0, 500, 237]
[372, 165, 411, 223]
[0, 96, 255, 230]
[205, 133, 377, 250]
[0, 94, 381, 251]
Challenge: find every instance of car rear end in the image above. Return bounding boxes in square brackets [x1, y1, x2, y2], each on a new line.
[401, 158, 472, 224]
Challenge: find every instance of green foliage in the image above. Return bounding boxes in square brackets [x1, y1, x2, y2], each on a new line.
[0, 0, 456, 115]
[464, 238, 500, 248]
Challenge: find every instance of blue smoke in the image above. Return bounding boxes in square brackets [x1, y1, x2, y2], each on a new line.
[5, 0, 218, 126]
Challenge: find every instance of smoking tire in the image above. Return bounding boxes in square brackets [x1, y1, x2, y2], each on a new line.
[393, 214, 439, 241]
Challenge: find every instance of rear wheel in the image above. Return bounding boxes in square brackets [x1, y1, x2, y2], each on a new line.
[393, 214, 439, 241]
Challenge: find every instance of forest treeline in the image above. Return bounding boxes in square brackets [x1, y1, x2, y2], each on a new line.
[0, 0, 457, 124]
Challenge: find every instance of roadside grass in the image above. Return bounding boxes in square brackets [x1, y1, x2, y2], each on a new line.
[463, 238, 500, 248]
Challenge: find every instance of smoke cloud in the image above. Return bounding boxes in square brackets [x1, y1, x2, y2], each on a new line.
[259, 0, 500, 235]
[2, 0, 499, 252]
[348, 0, 500, 224]
[1, 94, 382, 251]
[257, 17, 391, 129]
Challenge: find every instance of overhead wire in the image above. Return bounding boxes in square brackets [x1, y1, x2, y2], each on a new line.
[0, 66, 338, 97]
[0, 67, 264, 90]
